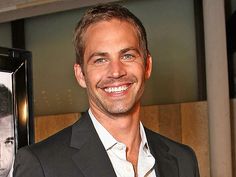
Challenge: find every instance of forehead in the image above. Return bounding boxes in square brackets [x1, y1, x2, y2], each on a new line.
[84, 19, 138, 40]
[84, 19, 140, 51]
[0, 115, 13, 129]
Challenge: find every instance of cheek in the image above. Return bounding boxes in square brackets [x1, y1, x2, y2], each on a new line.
[1, 145, 14, 165]
[128, 64, 146, 79]
[85, 69, 104, 87]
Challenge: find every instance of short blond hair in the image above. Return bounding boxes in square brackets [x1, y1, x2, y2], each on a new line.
[73, 3, 148, 67]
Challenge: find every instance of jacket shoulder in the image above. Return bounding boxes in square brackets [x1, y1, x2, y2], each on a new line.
[145, 128, 200, 176]
[32, 123, 73, 150]
[14, 121, 80, 177]
[145, 128, 195, 154]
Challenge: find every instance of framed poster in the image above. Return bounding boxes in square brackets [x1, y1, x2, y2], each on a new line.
[0, 47, 34, 177]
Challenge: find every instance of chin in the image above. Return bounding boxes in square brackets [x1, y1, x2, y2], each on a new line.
[105, 104, 136, 115]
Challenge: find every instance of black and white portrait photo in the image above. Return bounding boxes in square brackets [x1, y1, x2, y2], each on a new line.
[0, 72, 14, 177]
[0, 47, 33, 177]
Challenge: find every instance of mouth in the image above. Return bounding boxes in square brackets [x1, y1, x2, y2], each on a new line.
[97, 76, 137, 95]
[104, 85, 130, 93]
[0, 168, 6, 174]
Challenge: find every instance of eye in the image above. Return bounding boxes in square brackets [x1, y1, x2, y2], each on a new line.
[122, 54, 135, 61]
[5, 137, 14, 145]
[94, 58, 108, 64]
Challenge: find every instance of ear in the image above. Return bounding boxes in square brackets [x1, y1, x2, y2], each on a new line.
[74, 64, 87, 88]
[145, 54, 152, 79]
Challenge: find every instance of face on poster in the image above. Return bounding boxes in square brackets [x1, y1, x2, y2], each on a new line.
[0, 71, 14, 177]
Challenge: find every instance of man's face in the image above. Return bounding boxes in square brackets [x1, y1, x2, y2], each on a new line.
[74, 19, 152, 116]
[0, 115, 14, 177]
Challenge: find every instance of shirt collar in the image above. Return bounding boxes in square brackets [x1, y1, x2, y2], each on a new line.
[89, 109, 117, 150]
[89, 109, 151, 152]
[139, 122, 151, 152]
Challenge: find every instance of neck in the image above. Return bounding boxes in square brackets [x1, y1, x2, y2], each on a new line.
[90, 104, 142, 172]
[90, 104, 141, 145]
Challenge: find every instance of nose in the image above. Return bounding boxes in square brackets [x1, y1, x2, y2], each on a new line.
[108, 59, 127, 78]
[0, 142, 13, 170]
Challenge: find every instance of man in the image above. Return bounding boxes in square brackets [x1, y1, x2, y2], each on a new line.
[14, 3, 200, 177]
[0, 84, 14, 177]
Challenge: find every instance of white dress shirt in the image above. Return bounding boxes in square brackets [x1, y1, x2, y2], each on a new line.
[89, 109, 157, 177]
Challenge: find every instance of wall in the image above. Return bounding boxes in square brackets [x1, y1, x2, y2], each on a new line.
[0, 22, 12, 48]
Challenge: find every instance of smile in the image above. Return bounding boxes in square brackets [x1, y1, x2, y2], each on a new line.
[104, 85, 129, 93]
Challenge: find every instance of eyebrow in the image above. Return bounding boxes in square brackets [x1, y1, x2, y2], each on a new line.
[88, 52, 109, 61]
[119, 47, 141, 55]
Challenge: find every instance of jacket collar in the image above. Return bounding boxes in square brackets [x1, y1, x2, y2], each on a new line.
[69, 112, 179, 177]
[145, 128, 179, 177]
[70, 112, 117, 177]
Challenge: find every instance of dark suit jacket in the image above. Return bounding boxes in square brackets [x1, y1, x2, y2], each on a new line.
[13, 112, 200, 177]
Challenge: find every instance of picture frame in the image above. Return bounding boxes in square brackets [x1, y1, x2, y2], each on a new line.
[194, 0, 206, 100]
[0, 47, 34, 177]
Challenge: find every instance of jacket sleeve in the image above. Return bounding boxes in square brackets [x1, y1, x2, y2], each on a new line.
[13, 146, 45, 177]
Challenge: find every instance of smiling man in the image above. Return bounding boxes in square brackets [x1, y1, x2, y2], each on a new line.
[14, 3, 200, 177]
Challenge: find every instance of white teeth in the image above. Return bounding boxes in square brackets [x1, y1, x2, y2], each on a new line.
[104, 86, 128, 93]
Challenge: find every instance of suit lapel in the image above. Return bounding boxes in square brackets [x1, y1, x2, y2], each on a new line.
[145, 129, 179, 177]
[70, 112, 117, 177]
[69, 113, 179, 177]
